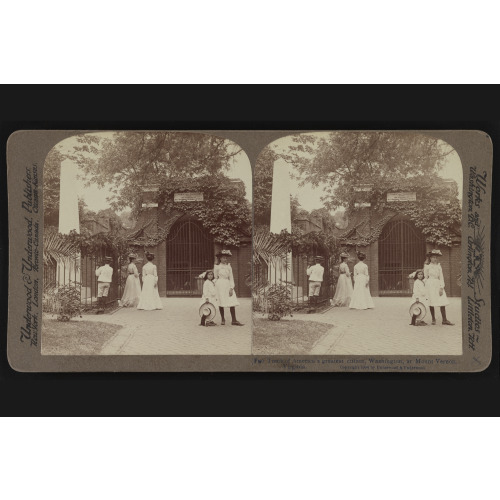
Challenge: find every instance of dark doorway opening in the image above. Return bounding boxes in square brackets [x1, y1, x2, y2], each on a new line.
[166, 218, 214, 296]
[378, 218, 426, 296]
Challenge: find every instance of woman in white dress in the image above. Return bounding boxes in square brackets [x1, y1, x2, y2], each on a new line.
[332, 252, 353, 307]
[214, 249, 244, 326]
[137, 252, 163, 311]
[349, 252, 374, 310]
[120, 253, 142, 307]
[424, 249, 454, 325]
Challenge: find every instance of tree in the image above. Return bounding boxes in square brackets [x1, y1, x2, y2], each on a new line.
[281, 131, 455, 211]
[279, 131, 461, 246]
[128, 174, 251, 247]
[43, 146, 64, 227]
[70, 131, 242, 215]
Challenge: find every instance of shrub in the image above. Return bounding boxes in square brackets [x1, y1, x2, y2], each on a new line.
[43, 282, 82, 321]
[266, 283, 293, 321]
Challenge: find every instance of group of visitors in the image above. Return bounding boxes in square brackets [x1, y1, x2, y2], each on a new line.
[308, 251, 374, 311]
[408, 249, 454, 326]
[198, 249, 244, 327]
[94, 251, 163, 313]
[308, 249, 453, 326]
[95, 249, 244, 327]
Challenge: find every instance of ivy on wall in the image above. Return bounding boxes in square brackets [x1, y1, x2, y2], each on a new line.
[127, 175, 251, 247]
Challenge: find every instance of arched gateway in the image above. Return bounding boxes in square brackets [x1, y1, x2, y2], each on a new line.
[166, 218, 214, 296]
[378, 217, 426, 296]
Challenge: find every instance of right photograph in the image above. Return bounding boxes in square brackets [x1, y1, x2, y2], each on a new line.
[252, 131, 463, 356]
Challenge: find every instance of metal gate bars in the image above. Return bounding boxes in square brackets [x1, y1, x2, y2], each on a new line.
[165, 219, 214, 296]
[378, 218, 426, 296]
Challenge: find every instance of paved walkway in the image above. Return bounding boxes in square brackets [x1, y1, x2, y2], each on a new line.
[280, 297, 462, 355]
[82, 298, 252, 355]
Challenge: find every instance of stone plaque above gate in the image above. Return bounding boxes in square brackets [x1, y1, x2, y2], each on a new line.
[174, 192, 204, 202]
[387, 192, 417, 202]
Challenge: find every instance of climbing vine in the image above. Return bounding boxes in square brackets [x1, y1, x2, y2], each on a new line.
[129, 174, 251, 247]
[257, 226, 340, 257]
[65, 228, 130, 259]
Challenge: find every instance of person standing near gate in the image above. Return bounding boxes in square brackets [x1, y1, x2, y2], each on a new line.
[214, 250, 244, 326]
[424, 249, 454, 325]
[137, 252, 163, 311]
[332, 252, 353, 307]
[120, 253, 142, 307]
[349, 252, 374, 310]
[307, 256, 324, 312]
[95, 256, 113, 313]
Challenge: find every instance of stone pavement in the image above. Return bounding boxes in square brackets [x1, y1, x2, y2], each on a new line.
[286, 297, 462, 355]
[82, 298, 252, 355]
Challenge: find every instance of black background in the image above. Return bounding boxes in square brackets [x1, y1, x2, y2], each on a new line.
[0, 85, 498, 416]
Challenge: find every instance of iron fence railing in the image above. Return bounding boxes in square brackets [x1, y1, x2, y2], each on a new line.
[43, 248, 124, 313]
[253, 251, 331, 313]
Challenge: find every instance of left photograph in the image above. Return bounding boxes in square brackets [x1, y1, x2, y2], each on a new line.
[41, 131, 252, 355]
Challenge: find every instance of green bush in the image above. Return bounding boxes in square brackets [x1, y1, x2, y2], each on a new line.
[266, 283, 293, 321]
[44, 282, 82, 321]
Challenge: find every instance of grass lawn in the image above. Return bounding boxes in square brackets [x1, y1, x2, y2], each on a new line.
[252, 317, 332, 355]
[42, 319, 123, 355]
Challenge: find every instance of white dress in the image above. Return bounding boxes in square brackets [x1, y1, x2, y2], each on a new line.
[411, 279, 430, 308]
[121, 263, 142, 307]
[349, 261, 374, 310]
[200, 279, 219, 307]
[214, 263, 239, 307]
[137, 262, 163, 310]
[424, 262, 450, 307]
[332, 262, 353, 307]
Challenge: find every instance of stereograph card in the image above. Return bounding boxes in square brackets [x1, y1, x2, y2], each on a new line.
[6, 129, 492, 372]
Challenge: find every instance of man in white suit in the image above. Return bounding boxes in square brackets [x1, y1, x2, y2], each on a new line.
[307, 256, 324, 312]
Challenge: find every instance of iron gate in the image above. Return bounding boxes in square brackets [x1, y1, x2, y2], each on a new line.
[378, 218, 426, 296]
[166, 219, 214, 296]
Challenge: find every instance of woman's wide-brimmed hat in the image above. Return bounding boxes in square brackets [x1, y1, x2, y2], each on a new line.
[340, 252, 349, 259]
[216, 249, 232, 257]
[104, 256, 112, 262]
[199, 302, 217, 321]
[429, 249, 443, 256]
[128, 253, 137, 259]
[409, 301, 427, 321]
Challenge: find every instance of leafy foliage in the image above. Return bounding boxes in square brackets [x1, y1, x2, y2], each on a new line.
[66, 228, 130, 258]
[277, 131, 461, 246]
[281, 131, 455, 210]
[69, 131, 242, 215]
[44, 281, 82, 321]
[43, 147, 64, 226]
[129, 174, 251, 247]
[265, 284, 294, 320]
[43, 227, 80, 267]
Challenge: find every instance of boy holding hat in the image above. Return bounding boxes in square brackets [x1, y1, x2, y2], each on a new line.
[95, 256, 113, 313]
